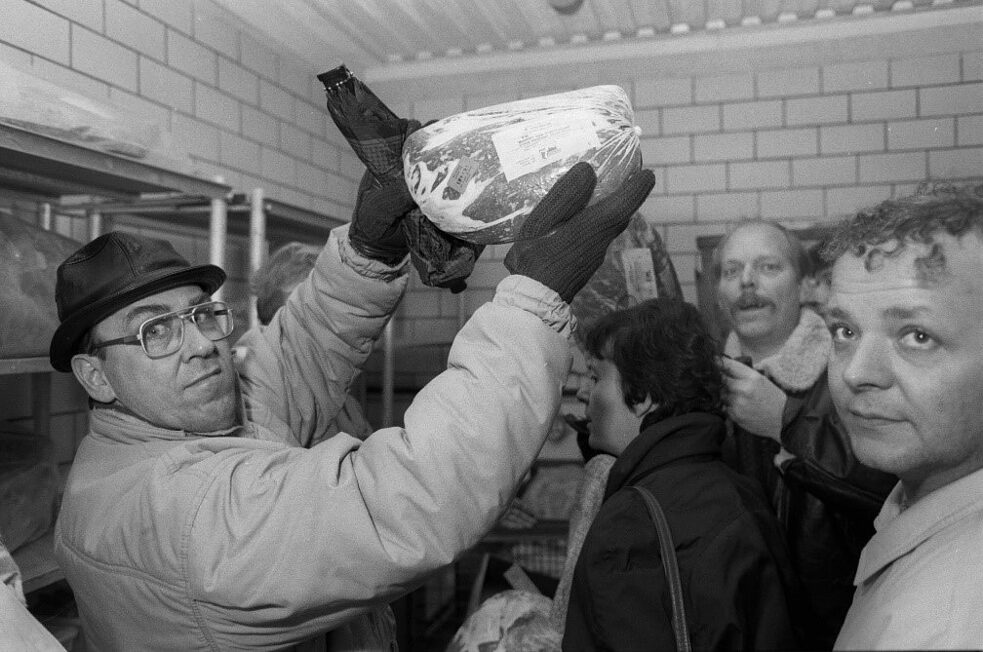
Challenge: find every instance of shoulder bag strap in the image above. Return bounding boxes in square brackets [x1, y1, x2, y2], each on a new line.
[630, 485, 692, 652]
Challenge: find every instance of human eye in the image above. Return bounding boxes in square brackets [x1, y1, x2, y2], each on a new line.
[142, 315, 175, 342]
[721, 264, 741, 280]
[898, 328, 937, 351]
[827, 322, 856, 343]
[193, 303, 218, 321]
[757, 259, 783, 275]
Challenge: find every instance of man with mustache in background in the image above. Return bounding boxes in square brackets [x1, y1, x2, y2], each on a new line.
[713, 220, 895, 649]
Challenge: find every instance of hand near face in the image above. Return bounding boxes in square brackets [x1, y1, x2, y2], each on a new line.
[721, 357, 786, 443]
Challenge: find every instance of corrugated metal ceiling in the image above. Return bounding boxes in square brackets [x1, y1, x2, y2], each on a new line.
[218, 0, 970, 75]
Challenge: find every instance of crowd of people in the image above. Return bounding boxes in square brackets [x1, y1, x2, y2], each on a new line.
[3, 108, 983, 651]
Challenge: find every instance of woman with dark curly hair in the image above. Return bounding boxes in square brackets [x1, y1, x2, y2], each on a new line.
[563, 298, 803, 651]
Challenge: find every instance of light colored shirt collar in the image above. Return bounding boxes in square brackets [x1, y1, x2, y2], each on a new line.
[855, 467, 983, 585]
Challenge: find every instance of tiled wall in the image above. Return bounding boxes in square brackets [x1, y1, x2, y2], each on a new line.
[381, 37, 983, 323]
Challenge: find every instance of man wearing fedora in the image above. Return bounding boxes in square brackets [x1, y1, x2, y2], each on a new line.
[47, 161, 654, 651]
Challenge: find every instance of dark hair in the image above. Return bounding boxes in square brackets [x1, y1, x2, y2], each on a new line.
[806, 241, 831, 284]
[250, 242, 321, 325]
[711, 219, 812, 282]
[821, 183, 983, 282]
[582, 298, 724, 421]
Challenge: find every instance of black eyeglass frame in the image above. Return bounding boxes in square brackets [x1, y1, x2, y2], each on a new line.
[88, 301, 234, 359]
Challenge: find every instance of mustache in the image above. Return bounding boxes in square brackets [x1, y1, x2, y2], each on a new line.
[733, 292, 773, 309]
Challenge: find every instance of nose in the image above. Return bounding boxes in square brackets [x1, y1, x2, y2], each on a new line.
[182, 318, 219, 359]
[575, 374, 593, 406]
[836, 335, 893, 392]
[739, 265, 756, 287]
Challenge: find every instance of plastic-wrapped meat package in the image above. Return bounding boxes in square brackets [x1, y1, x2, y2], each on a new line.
[403, 85, 642, 244]
[0, 426, 60, 553]
[0, 60, 184, 163]
[570, 212, 682, 336]
[0, 215, 82, 359]
[446, 590, 558, 652]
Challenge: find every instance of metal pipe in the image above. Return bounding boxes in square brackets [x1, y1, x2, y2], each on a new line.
[87, 210, 103, 242]
[248, 188, 266, 331]
[38, 203, 52, 231]
[209, 192, 228, 303]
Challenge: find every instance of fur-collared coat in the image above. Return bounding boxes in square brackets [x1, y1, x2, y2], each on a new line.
[723, 308, 897, 649]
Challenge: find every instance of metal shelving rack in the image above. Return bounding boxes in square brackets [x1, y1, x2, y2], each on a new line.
[0, 122, 231, 594]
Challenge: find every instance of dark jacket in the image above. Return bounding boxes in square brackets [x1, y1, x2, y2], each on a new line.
[722, 310, 897, 649]
[563, 412, 801, 652]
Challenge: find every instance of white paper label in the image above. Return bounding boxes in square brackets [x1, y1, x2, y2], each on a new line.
[491, 115, 601, 182]
[447, 156, 480, 194]
[620, 248, 659, 302]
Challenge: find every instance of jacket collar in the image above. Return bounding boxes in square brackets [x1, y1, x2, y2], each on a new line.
[724, 307, 830, 392]
[89, 401, 249, 444]
[604, 412, 725, 500]
[854, 468, 983, 585]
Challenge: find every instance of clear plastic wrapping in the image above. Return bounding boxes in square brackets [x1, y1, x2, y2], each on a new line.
[403, 85, 642, 244]
[0, 215, 81, 359]
[0, 60, 184, 164]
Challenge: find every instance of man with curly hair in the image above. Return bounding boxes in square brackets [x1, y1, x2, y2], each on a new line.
[822, 186, 983, 648]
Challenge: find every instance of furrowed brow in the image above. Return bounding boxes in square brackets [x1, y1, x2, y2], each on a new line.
[883, 306, 931, 321]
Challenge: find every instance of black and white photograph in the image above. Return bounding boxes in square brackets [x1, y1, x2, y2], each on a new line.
[1, 1, 981, 649]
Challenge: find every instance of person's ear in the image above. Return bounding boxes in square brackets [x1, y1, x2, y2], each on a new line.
[631, 394, 656, 418]
[71, 354, 118, 404]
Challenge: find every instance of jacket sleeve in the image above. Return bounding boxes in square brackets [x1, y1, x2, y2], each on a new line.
[777, 372, 896, 516]
[184, 275, 574, 642]
[236, 224, 407, 447]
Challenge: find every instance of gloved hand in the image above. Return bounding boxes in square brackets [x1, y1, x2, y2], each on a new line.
[505, 163, 656, 304]
[347, 118, 421, 264]
[721, 356, 787, 442]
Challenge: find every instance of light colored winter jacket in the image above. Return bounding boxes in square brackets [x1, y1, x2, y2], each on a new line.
[54, 226, 574, 651]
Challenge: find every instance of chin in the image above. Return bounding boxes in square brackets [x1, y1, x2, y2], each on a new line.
[849, 431, 907, 476]
[188, 399, 239, 433]
[733, 322, 774, 342]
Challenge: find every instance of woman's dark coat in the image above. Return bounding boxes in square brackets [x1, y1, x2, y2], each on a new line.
[562, 412, 802, 651]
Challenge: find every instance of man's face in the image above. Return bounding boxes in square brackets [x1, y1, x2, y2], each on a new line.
[85, 285, 239, 433]
[826, 233, 983, 500]
[716, 224, 804, 350]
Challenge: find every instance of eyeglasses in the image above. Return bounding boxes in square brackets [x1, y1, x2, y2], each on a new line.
[90, 301, 234, 359]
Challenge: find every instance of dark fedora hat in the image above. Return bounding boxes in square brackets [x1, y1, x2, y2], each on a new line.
[49, 231, 225, 372]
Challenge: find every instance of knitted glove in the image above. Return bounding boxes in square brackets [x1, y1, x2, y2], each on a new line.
[505, 163, 656, 304]
[347, 118, 421, 264]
